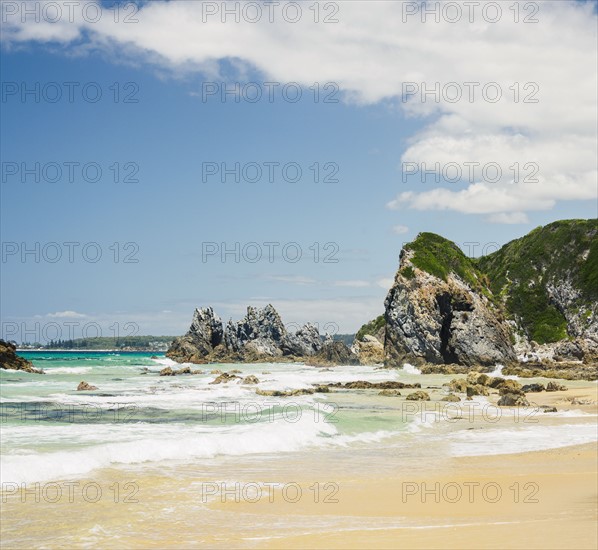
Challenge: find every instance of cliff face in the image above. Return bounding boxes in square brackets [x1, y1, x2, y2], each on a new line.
[166, 304, 355, 364]
[0, 340, 44, 373]
[384, 240, 516, 367]
[383, 220, 598, 368]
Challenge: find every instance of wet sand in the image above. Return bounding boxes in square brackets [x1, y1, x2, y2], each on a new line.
[1, 381, 596, 549]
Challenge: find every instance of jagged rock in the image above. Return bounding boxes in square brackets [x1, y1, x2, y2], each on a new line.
[546, 381, 568, 392]
[225, 305, 286, 357]
[242, 375, 259, 385]
[281, 323, 323, 356]
[0, 340, 44, 374]
[352, 335, 385, 364]
[542, 406, 558, 413]
[210, 372, 241, 384]
[167, 304, 330, 364]
[77, 381, 97, 391]
[160, 367, 174, 376]
[441, 393, 461, 402]
[554, 340, 584, 361]
[522, 383, 545, 393]
[314, 385, 330, 393]
[498, 393, 530, 406]
[166, 307, 223, 363]
[306, 338, 359, 367]
[379, 389, 402, 396]
[210, 369, 223, 374]
[406, 391, 430, 401]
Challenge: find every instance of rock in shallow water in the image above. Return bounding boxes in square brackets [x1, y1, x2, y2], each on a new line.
[76, 381, 98, 391]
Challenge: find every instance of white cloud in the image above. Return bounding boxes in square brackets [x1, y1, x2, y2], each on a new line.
[376, 278, 394, 290]
[265, 275, 317, 286]
[333, 280, 371, 288]
[2, 0, 595, 219]
[46, 310, 87, 318]
[392, 225, 409, 235]
[485, 212, 530, 224]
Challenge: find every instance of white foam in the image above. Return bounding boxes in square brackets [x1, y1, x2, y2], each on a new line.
[44, 367, 93, 375]
[402, 363, 422, 375]
[489, 364, 519, 380]
[448, 423, 598, 457]
[0, 414, 338, 484]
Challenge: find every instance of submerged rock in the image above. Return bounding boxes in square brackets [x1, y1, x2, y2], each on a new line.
[210, 372, 242, 384]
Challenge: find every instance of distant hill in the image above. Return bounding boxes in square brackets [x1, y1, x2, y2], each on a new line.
[22, 336, 175, 351]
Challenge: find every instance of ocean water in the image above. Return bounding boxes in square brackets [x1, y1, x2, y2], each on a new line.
[2, 352, 597, 485]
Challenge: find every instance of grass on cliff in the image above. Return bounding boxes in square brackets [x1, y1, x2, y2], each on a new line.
[355, 315, 385, 341]
[403, 232, 491, 297]
[475, 219, 597, 344]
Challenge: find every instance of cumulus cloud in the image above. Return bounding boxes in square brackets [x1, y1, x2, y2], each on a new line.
[2, 0, 596, 219]
[485, 212, 530, 224]
[265, 275, 318, 285]
[392, 225, 409, 234]
[45, 310, 87, 318]
[333, 280, 371, 288]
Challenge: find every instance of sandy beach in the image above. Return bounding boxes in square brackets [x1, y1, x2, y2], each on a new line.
[1, 374, 596, 549]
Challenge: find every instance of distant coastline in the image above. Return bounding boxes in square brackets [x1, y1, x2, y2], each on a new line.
[17, 348, 167, 353]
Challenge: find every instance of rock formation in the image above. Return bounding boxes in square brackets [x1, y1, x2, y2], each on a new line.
[384, 236, 516, 367]
[0, 340, 43, 373]
[383, 220, 597, 371]
[167, 304, 330, 364]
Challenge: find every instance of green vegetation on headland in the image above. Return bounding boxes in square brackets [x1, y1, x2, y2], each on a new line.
[20, 336, 175, 351]
[403, 232, 492, 298]
[355, 315, 385, 341]
[402, 219, 597, 345]
[475, 219, 597, 344]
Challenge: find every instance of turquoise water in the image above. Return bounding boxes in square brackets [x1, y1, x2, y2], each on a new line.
[2, 352, 597, 485]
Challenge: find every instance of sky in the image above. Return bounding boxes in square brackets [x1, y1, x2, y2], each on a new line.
[1, 0, 597, 342]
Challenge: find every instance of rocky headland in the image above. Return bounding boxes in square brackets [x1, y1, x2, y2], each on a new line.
[167, 220, 596, 379]
[355, 219, 597, 379]
[0, 339, 43, 373]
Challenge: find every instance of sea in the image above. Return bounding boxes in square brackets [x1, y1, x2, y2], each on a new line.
[1, 351, 596, 547]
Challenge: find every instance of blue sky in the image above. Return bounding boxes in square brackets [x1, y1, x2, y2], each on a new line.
[1, 1, 597, 340]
